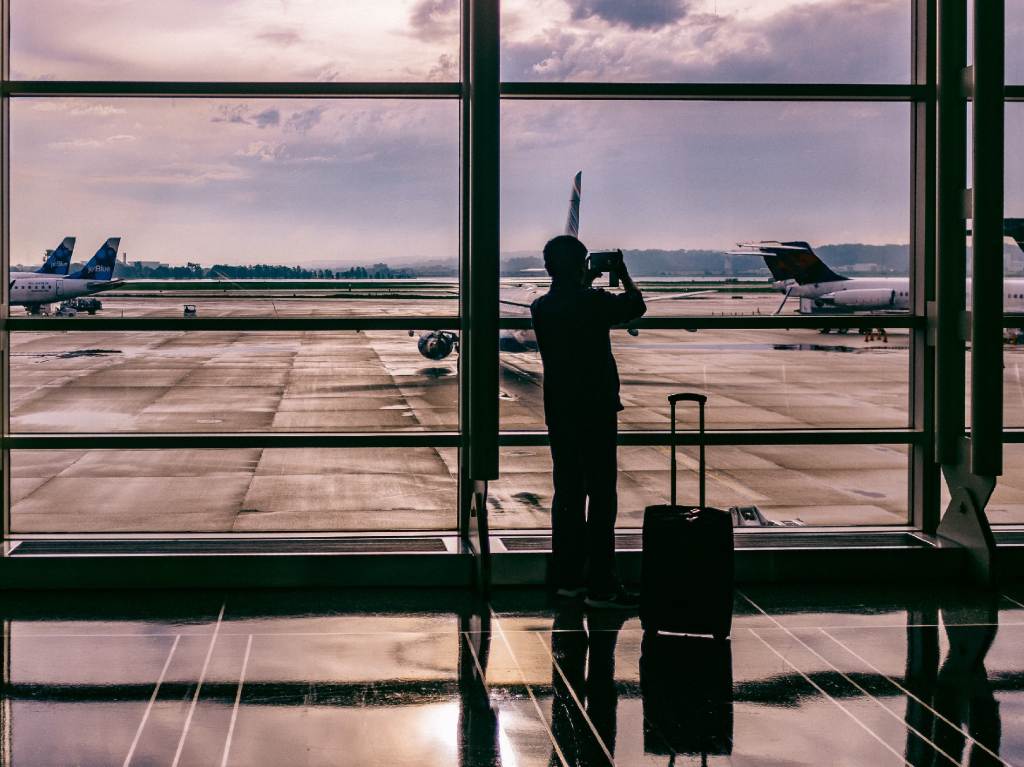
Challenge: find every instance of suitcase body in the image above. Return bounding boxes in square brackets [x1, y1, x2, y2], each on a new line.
[640, 393, 734, 639]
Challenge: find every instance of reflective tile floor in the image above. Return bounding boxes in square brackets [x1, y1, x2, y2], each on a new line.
[0, 583, 1022, 765]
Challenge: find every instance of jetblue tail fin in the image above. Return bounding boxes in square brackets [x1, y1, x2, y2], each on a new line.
[1006, 219, 1024, 253]
[37, 237, 75, 275]
[739, 240, 848, 285]
[565, 171, 581, 238]
[69, 237, 120, 280]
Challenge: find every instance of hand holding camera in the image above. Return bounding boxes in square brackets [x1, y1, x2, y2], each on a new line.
[586, 249, 627, 288]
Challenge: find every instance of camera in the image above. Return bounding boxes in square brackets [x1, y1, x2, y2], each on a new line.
[587, 249, 625, 288]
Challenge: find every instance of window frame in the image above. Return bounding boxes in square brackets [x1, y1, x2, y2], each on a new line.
[0, 0, 1017, 545]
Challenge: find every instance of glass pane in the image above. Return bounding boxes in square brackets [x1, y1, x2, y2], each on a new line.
[501, 329, 909, 430]
[492, 444, 909, 528]
[988, 443, 1024, 525]
[501, 0, 911, 83]
[11, 448, 458, 533]
[1009, 1, 1024, 83]
[11, 1, 459, 81]
[10, 98, 459, 318]
[10, 331, 458, 433]
[501, 101, 910, 311]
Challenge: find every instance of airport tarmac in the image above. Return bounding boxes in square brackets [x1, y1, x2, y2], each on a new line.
[8, 295, 1024, 532]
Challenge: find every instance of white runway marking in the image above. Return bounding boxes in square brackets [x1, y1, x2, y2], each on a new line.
[172, 602, 226, 767]
[123, 633, 181, 767]
[219, 633, 253, 767]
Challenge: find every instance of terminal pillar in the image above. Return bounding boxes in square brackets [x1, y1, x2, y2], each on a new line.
[935, 0, 1004, 585]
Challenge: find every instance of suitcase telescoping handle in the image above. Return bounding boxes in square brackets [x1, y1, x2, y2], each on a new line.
[668, 393, 707, 508]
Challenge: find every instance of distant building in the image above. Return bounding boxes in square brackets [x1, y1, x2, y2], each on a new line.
[849, 263, 880, 273]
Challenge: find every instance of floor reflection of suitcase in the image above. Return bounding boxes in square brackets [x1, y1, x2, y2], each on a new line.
[641, 393, 734, 639]
[640, 632, 734, 759]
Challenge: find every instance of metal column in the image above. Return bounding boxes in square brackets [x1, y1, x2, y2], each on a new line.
[936, 0, 1004, 584]
[461, 0, 499, 591]
[934, 0, 967, 468]
[911, 0, 939, 532]
[1, 0, 9, 545]
[969, 0, 1005, 478]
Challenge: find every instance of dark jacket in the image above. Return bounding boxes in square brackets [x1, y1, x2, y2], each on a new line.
[531, 283, 647, 426]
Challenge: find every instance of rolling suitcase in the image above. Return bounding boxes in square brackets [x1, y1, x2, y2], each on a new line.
[641, 393, 734, 639]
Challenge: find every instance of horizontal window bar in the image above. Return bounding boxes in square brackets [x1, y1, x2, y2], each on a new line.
[500, 83, 928, 101]
[1008, 85, 1024, 100]
[500, 430, 920, 446]
[2, 81, 462, 98]
[5, 317, 460, 332]
[3, 316, 921, 332]
[1003, 431, 1024, 443]
[3, 430, 921, 450]
[499, 315, 923, 330]
[4, 432, 462, 450]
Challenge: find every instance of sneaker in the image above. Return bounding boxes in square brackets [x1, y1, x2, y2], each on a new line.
[584, 588, 640, 609]
[555, 585, 587, 598]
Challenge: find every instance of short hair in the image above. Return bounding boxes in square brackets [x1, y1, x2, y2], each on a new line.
[543, 235, 587, 280]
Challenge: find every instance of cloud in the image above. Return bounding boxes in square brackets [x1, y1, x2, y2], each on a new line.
[106, 134, 136, 143]
[285, 106, 326, 133]
[427, 53, 458, 81]
[47, 138, 103, 150]
[408, 0, 459, 41]
[236, 141, 286, 162]
[69, 104, 127, 117]
[211, 104, 251, 125]
[30, 102, 126, 117]
[566, 0, 690, 30]
[251, 108, 281, 128]
[256, 28, 303, 47]
[502, 0, 908, 83]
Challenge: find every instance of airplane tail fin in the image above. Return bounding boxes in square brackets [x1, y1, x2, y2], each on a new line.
[1006, 219, 1024, 252]
[37, 236, 75, 275]
[70, 237, 120, 280]
[740, 240, 848, 285]
[565, 171, 581, 238]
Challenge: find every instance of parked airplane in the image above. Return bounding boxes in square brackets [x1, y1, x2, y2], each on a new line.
[732, 219, 1024, 316]
[11, 237, 76, 279]
[10, 237, 122, 314]
[413, 172, 712, 360]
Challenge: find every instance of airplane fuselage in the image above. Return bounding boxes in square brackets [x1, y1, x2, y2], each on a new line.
[782, 276, 1024, 313]
[8, 275, 122, 307]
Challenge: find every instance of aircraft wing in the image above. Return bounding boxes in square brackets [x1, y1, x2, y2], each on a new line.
[644, 290, 716, 302]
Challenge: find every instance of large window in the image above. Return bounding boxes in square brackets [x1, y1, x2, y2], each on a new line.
[0, 0, 1016, 546]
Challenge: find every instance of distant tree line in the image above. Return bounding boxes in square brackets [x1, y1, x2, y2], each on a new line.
[106, 262, 421, 280]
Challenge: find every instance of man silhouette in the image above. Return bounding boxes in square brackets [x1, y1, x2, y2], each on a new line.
[530, 235, 646, 608]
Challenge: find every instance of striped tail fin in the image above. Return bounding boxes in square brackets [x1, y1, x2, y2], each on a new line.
[69, 237, 120, 280]
[565, 171, 581, 237]
[37, 236, 75, 275]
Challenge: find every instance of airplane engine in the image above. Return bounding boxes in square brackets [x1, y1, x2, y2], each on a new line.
[827, 289, 898, 309]
[417, 331, 458, 360]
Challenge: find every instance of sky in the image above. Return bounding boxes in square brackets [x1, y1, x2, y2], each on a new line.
[7, 0, 1023, 267]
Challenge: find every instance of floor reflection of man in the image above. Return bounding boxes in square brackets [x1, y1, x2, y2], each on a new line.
[905, 603, 1002, 767]
[548, 606, 627, 766]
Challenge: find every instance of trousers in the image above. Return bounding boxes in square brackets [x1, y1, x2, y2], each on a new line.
[547, 410, 619, 593]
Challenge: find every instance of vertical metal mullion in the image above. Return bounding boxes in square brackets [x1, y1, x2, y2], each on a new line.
[911, 0, 939, 531]
[458, 0, 471, 535]
[969, 0, 1004, 476]
[466, 0, 499, 482]
[1, 0, 9, 544]
[935, 0, 967, 467]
